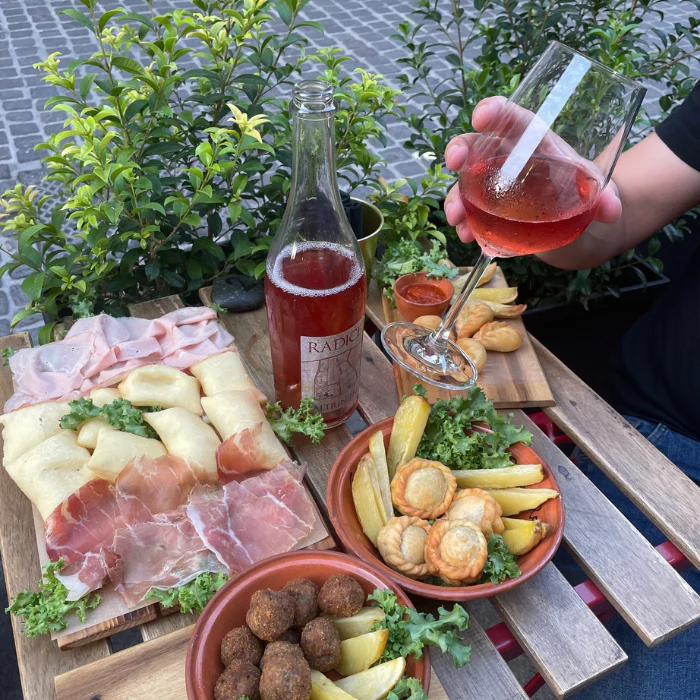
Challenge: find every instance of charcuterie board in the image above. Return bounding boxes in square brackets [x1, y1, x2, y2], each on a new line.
[370, 267, 555, 409]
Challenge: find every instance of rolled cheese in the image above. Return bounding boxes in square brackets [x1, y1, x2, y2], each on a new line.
[144, 408, 220, 477]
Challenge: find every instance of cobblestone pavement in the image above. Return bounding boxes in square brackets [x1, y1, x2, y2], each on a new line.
[0, 1, 697, 697]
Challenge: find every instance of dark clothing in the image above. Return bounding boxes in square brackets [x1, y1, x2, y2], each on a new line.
[608, 81, 700, 441]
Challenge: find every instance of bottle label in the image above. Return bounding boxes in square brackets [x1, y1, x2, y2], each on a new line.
[300, 318, 364, 415]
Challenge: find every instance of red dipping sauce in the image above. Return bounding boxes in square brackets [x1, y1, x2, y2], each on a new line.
[403, 282, 448, 305]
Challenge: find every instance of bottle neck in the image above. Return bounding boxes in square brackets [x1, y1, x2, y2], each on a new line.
[286, 109, 344, 218]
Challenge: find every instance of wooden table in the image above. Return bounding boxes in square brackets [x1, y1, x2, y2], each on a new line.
[1, 289, 699, 700]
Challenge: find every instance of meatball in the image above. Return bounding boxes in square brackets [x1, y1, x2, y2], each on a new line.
[259, 650, 311, 700]
[246, 589, 295, 641]
[300, 616, 341, 672]
[274, 627, 301, 645]
[214, 659, 261, 700]
[317, 574, 364, 617]
[221, 625, 264, 667]
[260, 641, 304, 672]
[282, 577, 319, 629]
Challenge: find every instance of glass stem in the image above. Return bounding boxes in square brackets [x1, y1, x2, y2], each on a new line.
[430, 252, 495, 345]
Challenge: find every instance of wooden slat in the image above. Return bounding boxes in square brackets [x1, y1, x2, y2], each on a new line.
[533, 337, 700, 571]
[513, 410, 700, 647]
[54, 624, 450, 700]
[492, 564, 626, 697]
[0, 333, 111, 700]
[358, 327, 627, 698]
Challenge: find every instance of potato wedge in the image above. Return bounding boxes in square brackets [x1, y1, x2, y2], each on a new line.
[335, 629, 389, 676]
[352, 460, 385, 546]
[453, 463, 543, 489]
[481, 300, 528, 318]
[485, 487, 559, 516]
[470, 287, 518, 304]
[335, 657, 406, 700]
[369, 431, 394, 520]
[362, 454, 389, 525]
[386, 395, 431, 479]
[311, 670, 357, 700]
[502, 518, 550, 555]
[332, 607, 386, 640]
[502, 516, 534, 530]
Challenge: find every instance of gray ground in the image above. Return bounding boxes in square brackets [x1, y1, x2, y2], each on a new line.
[0, 1, 696, 698]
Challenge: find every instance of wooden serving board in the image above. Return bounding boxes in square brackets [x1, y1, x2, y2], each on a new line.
[14, 314, 335, 650]
[377, 268, 554, 409]
[54, 624, 450, 700]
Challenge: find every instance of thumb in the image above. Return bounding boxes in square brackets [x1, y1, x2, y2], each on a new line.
[594, 182, 622, 224]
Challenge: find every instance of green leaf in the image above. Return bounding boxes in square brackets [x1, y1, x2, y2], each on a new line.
[276, 0, 293, 26]
[144, 260, 160, 281]
[61, 9, 94, 31]
[162, 269, 185, 288]
[38, 322, 57, 346]
[98, 8, 123, 32]
[22, 272, 45, 302]
[79, 73, 95, 100]
[10, 308, 38, 330]
[112, 56, 144, 76]
[266, 397, 327, 445]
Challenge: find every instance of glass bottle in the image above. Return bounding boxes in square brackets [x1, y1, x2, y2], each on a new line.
[265, 80, 367, 428]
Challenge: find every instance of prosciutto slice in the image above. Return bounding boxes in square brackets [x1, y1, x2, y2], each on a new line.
[4, 307, 233, 413]
[112, 508, 223, 607]
[44, 480, 124, 601]
[187, 464, 315, 572]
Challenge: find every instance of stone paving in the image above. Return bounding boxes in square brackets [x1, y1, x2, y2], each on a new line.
[0, 1, 698, 698]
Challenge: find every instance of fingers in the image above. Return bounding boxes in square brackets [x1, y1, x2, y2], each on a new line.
[445, 134, 472, 172]
[593, 183, 622, 224]
[471, 96, 508, 132]
[444, 183, 465, 226]
[456, 222, 475, 244]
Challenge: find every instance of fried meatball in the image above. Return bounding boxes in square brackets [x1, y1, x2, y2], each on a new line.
[282, 577, 319, 629]
[259, 651, 311, 700]
[214, 660, 261, 700]
[246, 589, 295, 641]
[300, 616, 341, 672]
[317, 574, 364, 617]
[260, 640, 304, 671]
[221, 625, 264, 667]
[274, 627, 300, 645]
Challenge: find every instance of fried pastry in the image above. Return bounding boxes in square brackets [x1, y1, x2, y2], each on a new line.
[455, 301, 494, 339]
[473, 321, 523, 352]
[425, 518, 488, 586]
[482, 301, 528, 318]
[413, 315, 442, 330]
[455, 337, 487, 373]
[377, 516, 434, 579]
[391, 458, 457, 520]
[446, 488, 504, 538]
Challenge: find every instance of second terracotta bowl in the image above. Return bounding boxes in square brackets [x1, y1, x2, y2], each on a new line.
[393, 272, 453, 322]
[186, 550, 431, 700]
[327, 418, 565, 601]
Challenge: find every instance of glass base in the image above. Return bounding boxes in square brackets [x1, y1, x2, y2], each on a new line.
[381, 322, 478, 391]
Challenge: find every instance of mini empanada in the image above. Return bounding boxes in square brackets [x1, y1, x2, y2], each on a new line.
[482, 301, 527, 318]
[455, 338, 487, 373]
[377, 516, 434, 579]
[425, 518, 488, 586]
[391, 458, 457, 520]
[447, 488, 504, 538]
[455, 302, 494, 339]
[473, 321, 523, 352]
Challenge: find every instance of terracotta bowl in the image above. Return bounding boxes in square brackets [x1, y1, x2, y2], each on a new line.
[186, 550, 431, 700]
[393, 272, 453, 322]
[327, 418, 565, 601]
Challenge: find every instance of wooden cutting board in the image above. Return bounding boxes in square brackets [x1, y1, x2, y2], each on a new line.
[376, 267, 554, 409]
[53, 624, 449, 700]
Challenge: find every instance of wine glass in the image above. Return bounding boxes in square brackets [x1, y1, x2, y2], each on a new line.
[381, 41, 646, 390]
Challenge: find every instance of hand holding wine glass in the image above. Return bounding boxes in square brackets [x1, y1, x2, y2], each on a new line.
[381, 42, 645, 390]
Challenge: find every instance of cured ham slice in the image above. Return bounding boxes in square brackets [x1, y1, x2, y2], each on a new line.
[115, 454, 216, 524]
[44, 480, 124, 600]
[4, 307, 233, 413]
[187, 464, 315, 572]
[112, 509, 223, 607]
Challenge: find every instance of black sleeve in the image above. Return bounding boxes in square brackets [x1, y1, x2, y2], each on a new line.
[656, 80, 700, 172]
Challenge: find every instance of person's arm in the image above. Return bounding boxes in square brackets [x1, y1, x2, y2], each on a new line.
[538, 132, 700, 269]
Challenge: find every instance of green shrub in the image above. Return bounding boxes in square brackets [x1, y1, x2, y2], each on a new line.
[0, 0, 401, 341]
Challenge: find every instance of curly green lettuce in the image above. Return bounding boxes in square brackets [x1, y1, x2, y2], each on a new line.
[59, 397, 162, 439]
[388, 676, 429, 700]
[416, 386, 531, 470]
[146, 572, 229, 614]
[368, 588, 471, 668]
[6, 559, 101, 637]
[266, 397, 327, 445]
[481, 535, 521, 584]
